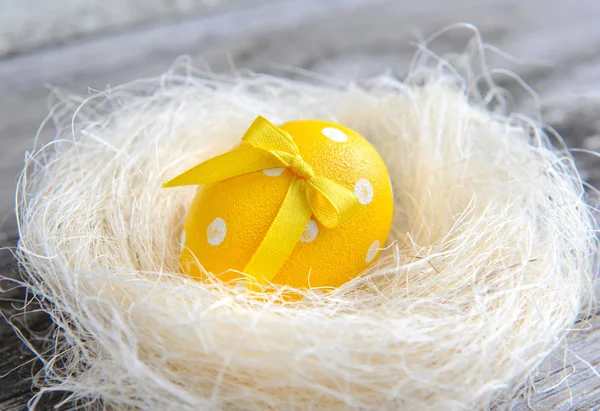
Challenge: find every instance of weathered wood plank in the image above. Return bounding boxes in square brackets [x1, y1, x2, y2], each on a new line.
[0, 313, 46, 403]
[1, 0, 600, 409]
[0, 229, 39, 405]
[0, 0, 251, 56]
[0, 229, 64, 409]
[512, 316, 600, 410]
[0, 393, 30, 411]
[0, 390, 65, 411]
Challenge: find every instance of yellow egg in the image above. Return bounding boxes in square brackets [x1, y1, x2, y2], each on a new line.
[180, 120, 393, 289]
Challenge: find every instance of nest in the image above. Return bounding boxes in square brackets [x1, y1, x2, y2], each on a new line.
[14, 34, 597, 410]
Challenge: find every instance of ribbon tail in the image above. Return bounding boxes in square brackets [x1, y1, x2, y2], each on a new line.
[244, 178, 312, 284]
[307, 177, 359, 228]
[163, 146, 281, 187]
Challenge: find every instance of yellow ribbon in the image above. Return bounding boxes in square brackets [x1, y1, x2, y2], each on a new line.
[163, 116, 359, 284]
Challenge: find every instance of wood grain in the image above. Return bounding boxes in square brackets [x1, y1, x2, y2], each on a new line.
[1, 0, 600, 409]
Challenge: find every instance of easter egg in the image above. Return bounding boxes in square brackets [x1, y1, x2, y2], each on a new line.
[179, 119, 393, 289]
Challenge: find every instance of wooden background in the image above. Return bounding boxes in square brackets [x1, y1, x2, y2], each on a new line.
[1, 0, 600, 409]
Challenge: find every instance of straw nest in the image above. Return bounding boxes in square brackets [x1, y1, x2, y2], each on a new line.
[14, 33, 597, 410]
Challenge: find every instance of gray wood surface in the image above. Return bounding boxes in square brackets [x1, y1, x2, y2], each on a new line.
[0, 0, 248, 56]
[1, 0, 600, 409]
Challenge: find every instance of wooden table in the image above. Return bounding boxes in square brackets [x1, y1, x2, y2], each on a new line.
[1, 0, 600, 409]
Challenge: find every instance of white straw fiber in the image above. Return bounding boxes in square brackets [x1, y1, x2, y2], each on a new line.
[13, 30, 598, 410]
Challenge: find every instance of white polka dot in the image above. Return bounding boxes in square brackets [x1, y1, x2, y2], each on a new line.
[354, 178, 374, 205]
[263, 167, 284, 177]
[207, 218, 227, 246]
[321, 127, 348, 142]
[366, 240, 381, 264]
[180, 231, 186, 251]
[300, 219, 318, 243]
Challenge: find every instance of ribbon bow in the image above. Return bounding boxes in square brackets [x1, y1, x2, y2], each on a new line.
[164, 116, 359, 284]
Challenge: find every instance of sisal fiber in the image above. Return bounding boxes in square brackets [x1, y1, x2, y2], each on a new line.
[12, 32, 598, 410]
